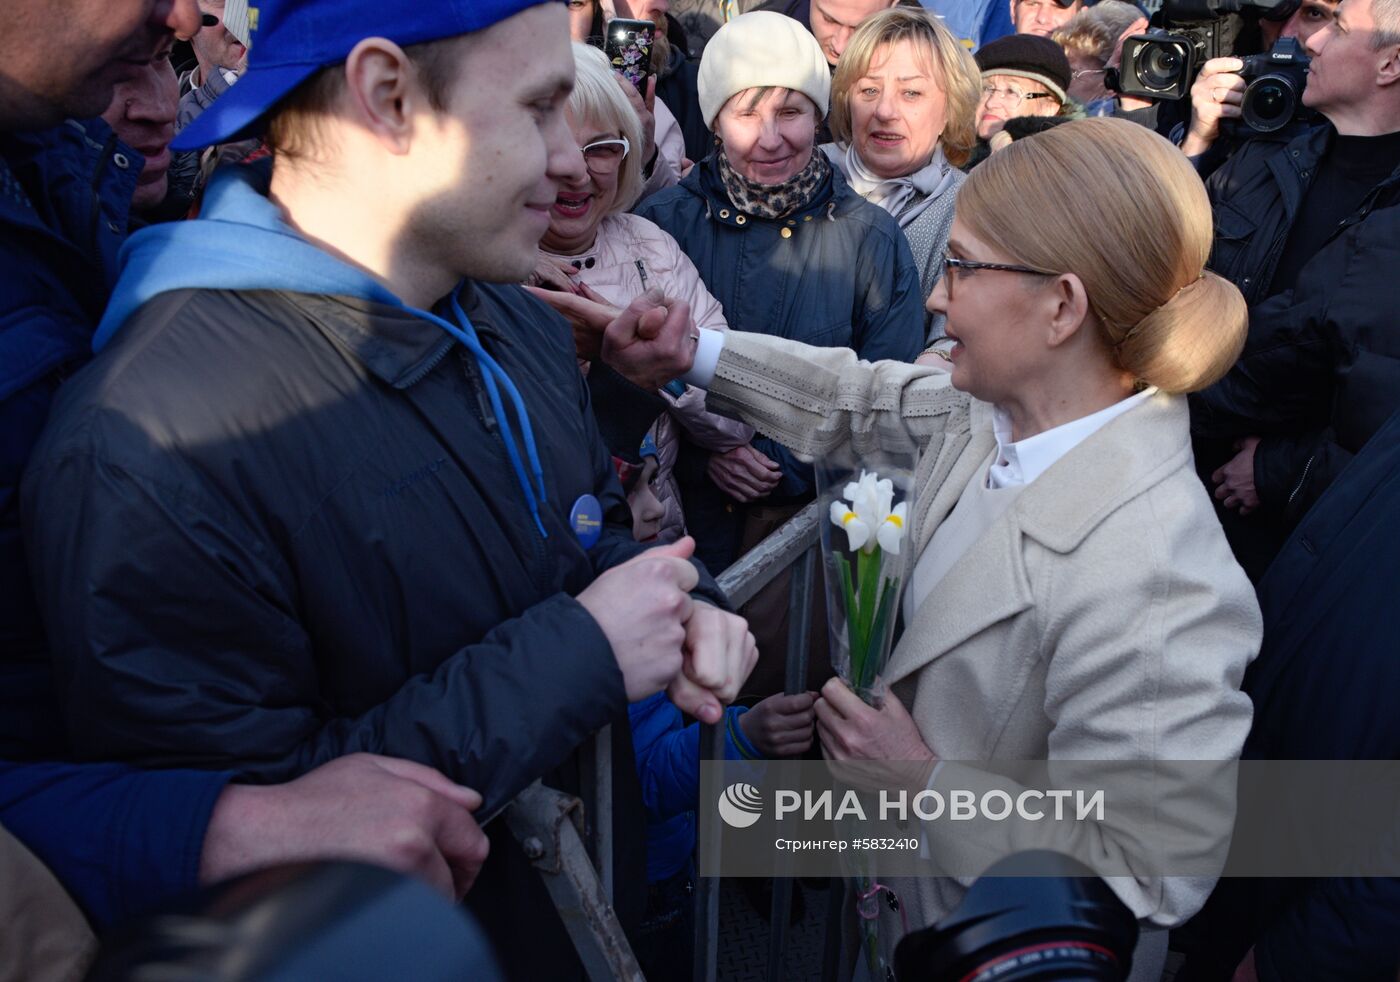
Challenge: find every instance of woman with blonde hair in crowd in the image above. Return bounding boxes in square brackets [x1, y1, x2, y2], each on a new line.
[531, 43, 750, 550]
[673, 117, 1261, 979]
[825, 6, 982, 344]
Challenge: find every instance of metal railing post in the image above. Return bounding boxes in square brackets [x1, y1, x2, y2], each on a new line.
[693, 720, 726, 982]
[505, 781, 644, 982]
[767, 543, 817, 982]
[509, 503, 823, 982]
[587, 726, 614, 903]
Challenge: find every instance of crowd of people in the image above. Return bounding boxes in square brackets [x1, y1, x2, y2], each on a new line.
[1, 0, 1397, 979]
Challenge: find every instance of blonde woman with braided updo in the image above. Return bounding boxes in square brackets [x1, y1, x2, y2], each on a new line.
[665, 116, 1260, 978]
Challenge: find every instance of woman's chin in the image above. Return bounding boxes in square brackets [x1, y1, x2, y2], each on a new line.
[858, 142, 916, 179]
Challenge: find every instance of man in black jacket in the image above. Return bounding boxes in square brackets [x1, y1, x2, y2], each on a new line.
[21, 0, 757, 976]
[1190, 0, 1400, 579]
[1175, 409, 1400, 981]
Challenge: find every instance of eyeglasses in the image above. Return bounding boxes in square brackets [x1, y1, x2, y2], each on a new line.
[581, 136, 630, 173]
[979, 84, 1054, 110]
[1071, 68, 1108, 80]
[941, 252, 1049, 298]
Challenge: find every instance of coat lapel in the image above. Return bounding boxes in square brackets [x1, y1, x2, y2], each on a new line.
[887, 493, 1035, 687]
[885, 392, 1192, 688]
[889, 400, 1030, 686]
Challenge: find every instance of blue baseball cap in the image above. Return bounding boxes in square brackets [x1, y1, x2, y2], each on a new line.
[173, 0, 554, 151]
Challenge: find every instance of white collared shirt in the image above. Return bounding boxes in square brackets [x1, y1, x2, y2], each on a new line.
[904, 386, 1159, 625]
[986, 387, 1157, 490]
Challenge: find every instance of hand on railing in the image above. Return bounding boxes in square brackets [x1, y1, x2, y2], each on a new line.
[740, 691, 817, 757]
[200, 753, 491, 901]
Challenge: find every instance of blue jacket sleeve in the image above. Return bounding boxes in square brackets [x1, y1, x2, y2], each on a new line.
[0, 761, 232, 929]
[852, 214, 927, 366]
[979, 0, 1015, 48]
[1254, 876, 1400, 981]
[629, 696, 759, 823]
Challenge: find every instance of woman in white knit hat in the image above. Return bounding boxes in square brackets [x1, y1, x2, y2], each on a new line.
[632, 9, 927, 588]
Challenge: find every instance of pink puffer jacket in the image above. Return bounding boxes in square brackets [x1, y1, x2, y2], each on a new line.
[546, 212, 752, 542]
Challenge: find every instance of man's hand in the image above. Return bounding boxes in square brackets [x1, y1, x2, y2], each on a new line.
[602, 289, 696, 390]
[740, 692, 817, 757]
[1212, 435, 1262, 514]
[526, 286, 697, 389]
[1183, 57, 1246, 157]
[577, 537, 699, 701]
[706, 445, 781, 502]
[616, 73, 658, 174]
[670, 603, 759, 725]
[200, 754, 490, 900]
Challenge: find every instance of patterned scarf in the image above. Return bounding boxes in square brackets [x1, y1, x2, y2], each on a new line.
[715, 148, 831, 221]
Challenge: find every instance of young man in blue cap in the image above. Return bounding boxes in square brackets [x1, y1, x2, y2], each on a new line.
[0, 0, 499, 966]
[22, 0, 757, 974]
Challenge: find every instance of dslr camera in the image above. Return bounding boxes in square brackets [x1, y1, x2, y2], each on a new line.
[1237, 37, 1311, 132]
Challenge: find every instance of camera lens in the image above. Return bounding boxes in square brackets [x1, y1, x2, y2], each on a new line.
[1242, 74, 1297, 132]
[1139, 43, 1186, 92]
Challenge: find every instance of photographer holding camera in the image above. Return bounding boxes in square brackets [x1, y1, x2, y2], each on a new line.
[1180, 0, 1338, 162]
[1191, 0, 1400, 579]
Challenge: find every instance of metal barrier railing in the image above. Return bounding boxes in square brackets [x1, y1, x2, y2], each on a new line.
[505, 500, 824, 982]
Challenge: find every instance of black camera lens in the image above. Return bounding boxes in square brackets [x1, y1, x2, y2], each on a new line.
[894, 852, 1139, 982]
[1139, 43, 1187, 92]
[1242, 74, 1299, 132]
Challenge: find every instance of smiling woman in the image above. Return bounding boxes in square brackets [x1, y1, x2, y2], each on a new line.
[534, 42, 754, 547]
[634, 9, 926, 576]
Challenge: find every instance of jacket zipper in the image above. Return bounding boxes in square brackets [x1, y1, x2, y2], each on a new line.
[1287, 453, 1316, 509]
[399, 340, 454, 389]
[88, 129, 119, 287]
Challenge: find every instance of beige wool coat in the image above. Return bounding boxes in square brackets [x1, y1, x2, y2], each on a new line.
[704, 332, 1263, 958]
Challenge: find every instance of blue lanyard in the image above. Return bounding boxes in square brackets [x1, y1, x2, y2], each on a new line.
[405, 289, 549, 539]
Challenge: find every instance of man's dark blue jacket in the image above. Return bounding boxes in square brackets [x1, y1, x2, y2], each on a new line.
[1176, 408, 1400, 981]
[21, 163, 727, 978]
[0, 118, 232, 928]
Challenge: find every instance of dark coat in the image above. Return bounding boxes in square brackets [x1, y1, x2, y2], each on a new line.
[23, 279, 724, 978]
[635, 156, 924, 567]
[24, 278, 724, 806]
[0, 120, 136, 752]
[1191, 123, 1400, 557]
[0, 119, 244, 935]
[1175, 408, 1400, 982]
[656, 42, 712, 164]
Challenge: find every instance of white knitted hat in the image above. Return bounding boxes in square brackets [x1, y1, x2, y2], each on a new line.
[697, 11, 831, 129]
